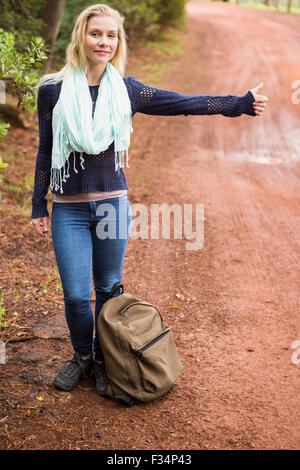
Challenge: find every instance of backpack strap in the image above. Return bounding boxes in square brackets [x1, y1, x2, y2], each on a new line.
[108, 282, 124, 299]
[114, 393, 135, 407]
[107, 381, 135, 407]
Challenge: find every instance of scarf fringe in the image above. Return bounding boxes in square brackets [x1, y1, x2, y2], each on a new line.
[115, 149, 130, 171]
[50, 151, 86, 194]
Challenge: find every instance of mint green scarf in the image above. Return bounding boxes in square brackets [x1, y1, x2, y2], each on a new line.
[50, 63, 133, 194]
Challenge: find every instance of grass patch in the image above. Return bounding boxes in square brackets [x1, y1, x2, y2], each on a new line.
[135, 26, 190, 84]
[0, 290, 8, 331]
[4, 182, 22, 195]
[210, 0, 300, 15]
[2, 151, 27, 163]
[244, 2, 300, 14]
[24, 173, 34, 191]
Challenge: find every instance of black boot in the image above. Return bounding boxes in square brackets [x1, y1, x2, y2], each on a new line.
[53, 351, 93, 391]
[92, 360, 110, 396]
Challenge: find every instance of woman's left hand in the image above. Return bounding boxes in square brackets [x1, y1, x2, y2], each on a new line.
[250, 82, 268, 116]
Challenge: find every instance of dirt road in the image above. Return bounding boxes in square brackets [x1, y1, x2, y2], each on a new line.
[1, 1, 300, 450]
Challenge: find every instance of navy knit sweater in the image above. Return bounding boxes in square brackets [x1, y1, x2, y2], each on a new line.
[31, 75, 256, 218]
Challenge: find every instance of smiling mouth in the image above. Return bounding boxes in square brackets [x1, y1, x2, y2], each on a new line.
[95, 51, 110, 54]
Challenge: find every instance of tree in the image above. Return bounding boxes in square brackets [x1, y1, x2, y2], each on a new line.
[0, 0, 45, 52]
[40, 0, 67, 72]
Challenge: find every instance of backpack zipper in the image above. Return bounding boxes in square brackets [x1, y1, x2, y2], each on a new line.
[122, 302, 163, 322]
[134, 328, 171, 358]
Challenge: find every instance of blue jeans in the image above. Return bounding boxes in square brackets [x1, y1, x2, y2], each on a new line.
[51, 194, 132, 360]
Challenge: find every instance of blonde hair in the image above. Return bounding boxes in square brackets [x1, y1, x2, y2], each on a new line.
[36, 3, 128, 88]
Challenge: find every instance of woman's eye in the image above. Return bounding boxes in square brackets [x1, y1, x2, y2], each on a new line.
[91, 33, 116, 38]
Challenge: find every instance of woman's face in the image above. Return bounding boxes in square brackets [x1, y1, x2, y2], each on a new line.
[85, 15, 119, 66]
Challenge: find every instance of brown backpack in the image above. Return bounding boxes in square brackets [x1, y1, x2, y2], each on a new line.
[97, 283, 183, 406]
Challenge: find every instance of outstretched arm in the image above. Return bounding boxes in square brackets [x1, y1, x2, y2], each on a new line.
[126, 76, 267, 118]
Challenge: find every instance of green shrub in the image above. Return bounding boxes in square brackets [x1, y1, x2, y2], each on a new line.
[54, 0, 187, 60]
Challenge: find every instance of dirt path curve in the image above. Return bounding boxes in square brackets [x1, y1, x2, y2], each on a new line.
[1, 1, 300, 451]
[126, 1, 300, 450]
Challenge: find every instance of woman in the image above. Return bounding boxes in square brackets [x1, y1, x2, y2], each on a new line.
[30, 4, 268, 394]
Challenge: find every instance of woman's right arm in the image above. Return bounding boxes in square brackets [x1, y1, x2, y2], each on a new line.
[30, 84, 53, 236]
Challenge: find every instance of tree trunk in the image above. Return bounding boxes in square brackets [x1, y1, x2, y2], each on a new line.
[41, 0, 67, 73]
